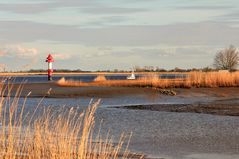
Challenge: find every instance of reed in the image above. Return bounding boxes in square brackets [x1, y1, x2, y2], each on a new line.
[189, 71, 239, 87]
[57, 72, 239, 88]
[0, 83, 140, 159]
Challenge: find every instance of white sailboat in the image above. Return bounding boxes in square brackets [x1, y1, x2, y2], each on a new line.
[127, 69, 136, 80]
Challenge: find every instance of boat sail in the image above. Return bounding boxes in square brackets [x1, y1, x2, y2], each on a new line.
[127, 69, 136, 80]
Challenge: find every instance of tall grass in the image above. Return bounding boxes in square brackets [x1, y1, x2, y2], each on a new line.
[188, 71, 239, 87]
[57, 72, 239, 88]
[0, 83, 140, 159]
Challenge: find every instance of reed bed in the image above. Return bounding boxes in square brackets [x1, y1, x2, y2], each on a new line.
[0, 83, 140, 159]
[188, 71, 239, 87]
[57, 72, 239, 88]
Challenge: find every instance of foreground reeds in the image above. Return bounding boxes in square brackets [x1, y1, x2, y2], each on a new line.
[57, 72, 239, 88]
[0, 83, 141, 159]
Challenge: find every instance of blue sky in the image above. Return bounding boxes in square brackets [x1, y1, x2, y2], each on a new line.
[0, 0, 239, 71]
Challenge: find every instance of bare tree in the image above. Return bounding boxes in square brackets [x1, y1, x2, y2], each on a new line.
[214, 45, 239, 70]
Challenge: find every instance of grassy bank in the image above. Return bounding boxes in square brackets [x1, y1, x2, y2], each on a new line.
[57, 72, 239, 88]
[0, 84, 141, 159]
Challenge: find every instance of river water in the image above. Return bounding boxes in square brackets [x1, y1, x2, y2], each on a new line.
[2, 75, 239, 159]
[2, 74, 188, 83]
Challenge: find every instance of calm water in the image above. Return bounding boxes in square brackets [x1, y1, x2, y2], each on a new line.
[1, 74, 188, 83]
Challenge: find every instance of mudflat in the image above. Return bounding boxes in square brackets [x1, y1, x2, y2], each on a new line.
[7, 82, 239, 97]
[117, 103, 239, 116]
[9, 82, 156, 98]
[7, 82, 239, 116]
[116, 87, 239, 116]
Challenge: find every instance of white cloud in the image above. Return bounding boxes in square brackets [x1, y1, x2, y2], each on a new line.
[0, 45, 39, 58]
[52, 53, 72, 60]
[0, 45, 40, 70]
[0, 50, 6, 57]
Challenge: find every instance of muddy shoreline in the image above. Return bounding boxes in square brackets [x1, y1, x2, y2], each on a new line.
[7, 82, 239, 97]
[114, 102, 239, 116]
[7, 82, 157, 98]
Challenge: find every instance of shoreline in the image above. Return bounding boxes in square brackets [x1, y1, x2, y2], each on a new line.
[6, 82, 239, 98]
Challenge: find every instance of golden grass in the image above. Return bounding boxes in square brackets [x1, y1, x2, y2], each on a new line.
[0, 83, 141, 159]
[57, 72, 239, 88]
[188, 71, 239, 87]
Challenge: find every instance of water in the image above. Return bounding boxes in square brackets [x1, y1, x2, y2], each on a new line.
[2, 75, 129, 83]
[1, 74, 188, 84]
[160, 74, 188, 79]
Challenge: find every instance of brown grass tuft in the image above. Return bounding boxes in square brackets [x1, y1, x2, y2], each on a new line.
[94, 75, 107, 82]
[57, 77, 84, 87]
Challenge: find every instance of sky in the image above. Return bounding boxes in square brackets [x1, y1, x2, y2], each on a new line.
[0, 0, 239, 71]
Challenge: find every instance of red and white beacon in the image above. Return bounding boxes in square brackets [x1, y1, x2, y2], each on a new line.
[46, 54, 54, 81]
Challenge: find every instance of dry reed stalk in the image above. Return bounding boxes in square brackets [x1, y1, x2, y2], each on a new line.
[189, 71, 239, 87]
[0, 83, 141, 159]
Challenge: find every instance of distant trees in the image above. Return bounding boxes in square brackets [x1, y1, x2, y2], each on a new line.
[133, 66, 214, 72]
[28, 69, 85, 73]
[214, 45, 239, 70]
[134, 66, 155, 72]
